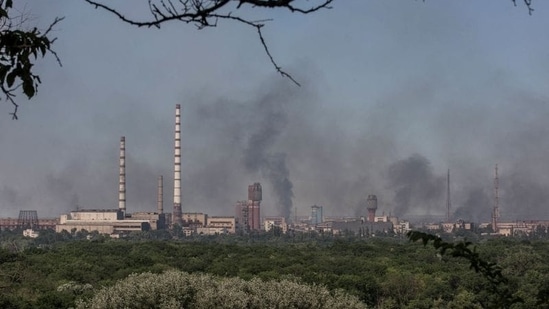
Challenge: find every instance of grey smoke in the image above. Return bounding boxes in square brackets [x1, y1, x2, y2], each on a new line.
[179, 77, 302, 220]
[387, 154, 444, 218]
[0, 186, 30, 212]
[241, 91, 294, 221]
[501, 171, 549, 220]
[453, 188, 490, 222]
[3, 73, 549, 223]
[260, 153, 294, 221]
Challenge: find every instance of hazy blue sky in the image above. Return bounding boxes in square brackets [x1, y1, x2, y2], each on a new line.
[1, 1, 548, 222]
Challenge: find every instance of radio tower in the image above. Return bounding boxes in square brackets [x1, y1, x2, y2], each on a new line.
[446, 169, 451, 222]
[491, 164, 500, 233]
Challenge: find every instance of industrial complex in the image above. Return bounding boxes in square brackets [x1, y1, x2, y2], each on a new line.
[2, 104, 549, 238]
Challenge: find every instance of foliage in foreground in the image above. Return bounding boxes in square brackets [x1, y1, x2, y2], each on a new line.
[407, 231, 523, 309]
[76, 270, 366, 309]
[2, 230, 549, 308]
[0, 0, 62, 119]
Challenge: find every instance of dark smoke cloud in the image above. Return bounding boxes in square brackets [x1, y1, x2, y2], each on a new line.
[241, 91, 294, 221]
[453, 188, 490, 222]
[3, 73, 549, 224]
[180, 77, 306, 220]
[2, 1, 549, 225]
[260, 153, 294, 221]
[387, 154, 444, 217]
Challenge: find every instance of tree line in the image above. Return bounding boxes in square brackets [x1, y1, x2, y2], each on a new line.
[0, 229, 549, 308]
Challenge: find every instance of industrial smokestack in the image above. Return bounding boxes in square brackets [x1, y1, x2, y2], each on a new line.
[118, 136, 126, 213]
[157, 175, 163, 214]
[366, 194, 377, 222]
[492, 164, 500, 233]
[173, 104, 183, 225]
[446, 169, 451, 223]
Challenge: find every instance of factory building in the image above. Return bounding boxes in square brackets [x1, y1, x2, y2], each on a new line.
[331, 220, 393, 236]
[182, 212, 207, 229]
[264, 216, 287, 233]
[328, 194, 393, 236]
[55, 135, 166, 236]
[55, 209, 150, 234]
[129, 212, 166, 230]
[235, 183, 262, 232]
[197, 216, 236, 235]
[128, 175, 169, 230]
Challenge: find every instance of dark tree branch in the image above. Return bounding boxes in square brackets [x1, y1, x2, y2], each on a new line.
[512, 0, 534, 15]
[407, 231, 523, 308]
[0, 0, 63, 119]
[83, 0, 333, 86]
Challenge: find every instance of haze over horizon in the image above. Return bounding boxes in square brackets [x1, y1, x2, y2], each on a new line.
[1, 1, 548, 223]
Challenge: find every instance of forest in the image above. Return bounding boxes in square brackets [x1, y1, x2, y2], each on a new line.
[0, 229, 548, 308]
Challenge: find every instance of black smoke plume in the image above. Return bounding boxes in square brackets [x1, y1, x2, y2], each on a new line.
[242, 90, 294, 221]
[387, 154, 444, 217]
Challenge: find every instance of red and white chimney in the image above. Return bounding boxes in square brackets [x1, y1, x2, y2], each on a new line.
[173, 104, 183, 225]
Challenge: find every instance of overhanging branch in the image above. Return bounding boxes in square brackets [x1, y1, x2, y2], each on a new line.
[83, 0, 333, 85]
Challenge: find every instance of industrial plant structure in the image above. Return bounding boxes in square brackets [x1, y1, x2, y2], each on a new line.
[264, 216, 288, 233]
[55, 136, 166, 236]
[310, 205, 323, 225]
[118, 136, 126, 215]
[235, 183, 262, 232]
[7, 104, 523, 239]
[173, 104, 183, 226]
[366, 195, 378, 222]
[0, 210, 58, 231]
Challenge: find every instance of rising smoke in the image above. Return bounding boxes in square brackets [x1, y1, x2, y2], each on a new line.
[180, 78, 305, 220]
[387, 154, 444, 218]
[241, 91, 294, 221]
[2, 75, 549, 222]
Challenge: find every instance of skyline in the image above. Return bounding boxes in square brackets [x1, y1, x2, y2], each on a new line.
[1, 1, 549, 221]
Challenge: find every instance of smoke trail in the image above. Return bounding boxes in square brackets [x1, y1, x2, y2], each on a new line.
[242, 92, 294, 221]
[262, 153, 293, 221]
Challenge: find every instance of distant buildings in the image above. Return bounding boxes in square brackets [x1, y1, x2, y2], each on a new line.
[310, 205, 323, 226]
[56, 209, 152, 235]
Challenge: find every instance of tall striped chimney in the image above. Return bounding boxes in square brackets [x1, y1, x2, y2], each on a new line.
[118, 136, 126, 213]
[173, 104, 183, 225]
[157, 175, 163, 214]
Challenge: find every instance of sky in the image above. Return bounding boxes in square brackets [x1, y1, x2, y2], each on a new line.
[1, 0, 549, 223]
